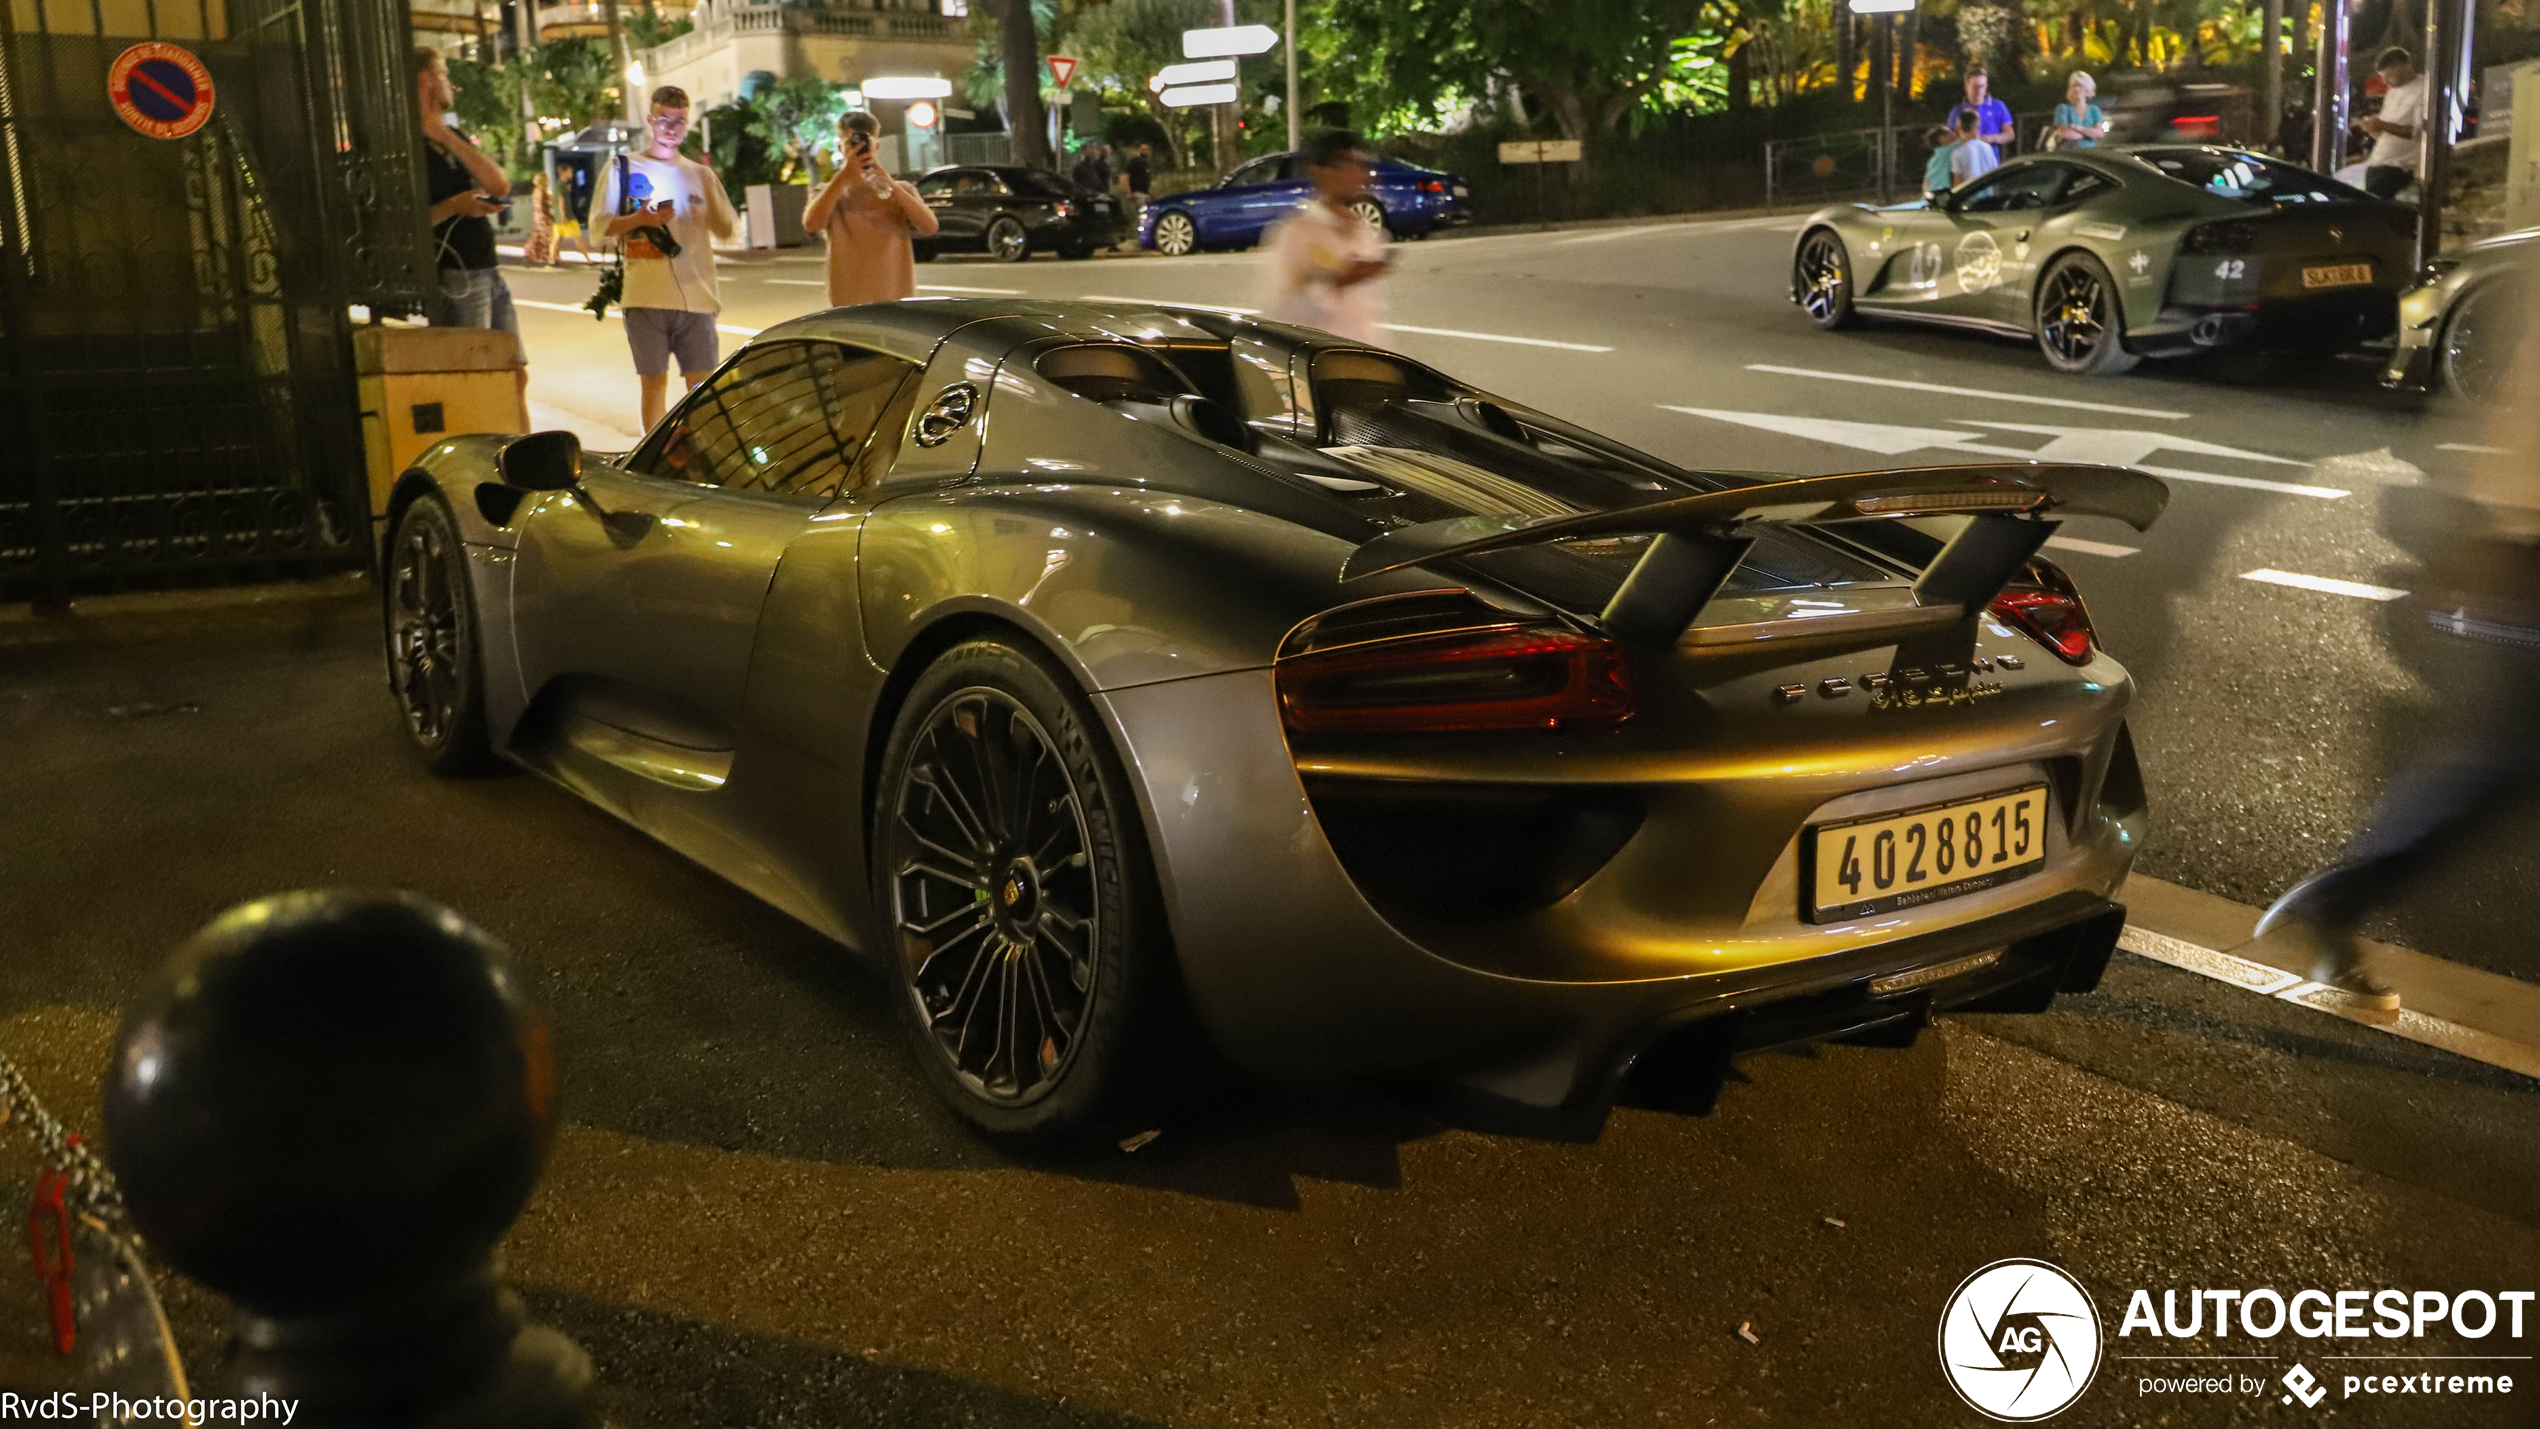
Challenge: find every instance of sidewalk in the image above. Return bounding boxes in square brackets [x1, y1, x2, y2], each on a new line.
[2117, 872, 2540, 1081]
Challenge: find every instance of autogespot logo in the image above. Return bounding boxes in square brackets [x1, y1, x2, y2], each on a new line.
[1940, 1259, 2105, 1421]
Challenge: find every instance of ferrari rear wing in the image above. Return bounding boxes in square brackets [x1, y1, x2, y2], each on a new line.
[1339, 463, 2169, 646]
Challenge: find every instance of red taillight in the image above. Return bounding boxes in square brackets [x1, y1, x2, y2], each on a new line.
[1989, 587, 2096, 663]
[1277, 626, 1634, 733]
[1051, 200, 1075, 218]
[1420, 179, 1445, 193]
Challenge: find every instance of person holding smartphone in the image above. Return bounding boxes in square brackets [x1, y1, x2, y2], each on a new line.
[804, 111, 937, 308]
[412, 47, 515, 334]
[1260, 129, 1393, 345]
[594, 85, 738, 430]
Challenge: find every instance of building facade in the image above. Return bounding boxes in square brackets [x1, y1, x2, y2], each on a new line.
[635, 0, 969, 111]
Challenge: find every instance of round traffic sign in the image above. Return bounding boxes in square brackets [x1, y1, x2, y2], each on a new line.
[108, 42, 216, 140]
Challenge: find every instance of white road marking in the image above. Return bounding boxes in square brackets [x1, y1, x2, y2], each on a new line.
[2439, 442, 2513, 455]
[2241, 568, 2408, 601]
[1380, 323, 1614, 352]
[2043, 535, 2139, 558]
[1549, 215, 1796, 245]
[513, 297, 759, 338]
[762, 278, 826, 286]
[1743, 364, 2190, 419]
[1659, 407, 2352, 499]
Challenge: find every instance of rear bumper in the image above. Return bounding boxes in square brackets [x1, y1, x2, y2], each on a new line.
[1100, 662, 2141, 1115]
[2132, 289, 2399, 357]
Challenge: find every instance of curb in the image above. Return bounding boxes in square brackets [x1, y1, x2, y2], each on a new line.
[2116, 873, 2540, 1082]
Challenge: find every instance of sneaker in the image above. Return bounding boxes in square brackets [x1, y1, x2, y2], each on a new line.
[2316, 965, 2401, 1012]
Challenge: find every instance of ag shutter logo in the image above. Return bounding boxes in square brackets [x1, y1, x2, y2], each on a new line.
[1940, 1259, 2104, 1421]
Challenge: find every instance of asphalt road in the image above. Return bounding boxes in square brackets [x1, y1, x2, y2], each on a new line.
[0, 219, 2533, 1425]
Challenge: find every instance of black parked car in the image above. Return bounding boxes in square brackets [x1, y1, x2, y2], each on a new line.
[913, 165, 1125, 263]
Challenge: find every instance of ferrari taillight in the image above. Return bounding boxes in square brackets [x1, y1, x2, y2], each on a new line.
[1276, 626, 1634, 734]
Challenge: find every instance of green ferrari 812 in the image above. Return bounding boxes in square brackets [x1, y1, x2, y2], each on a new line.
[1792, 145, 2415, 376]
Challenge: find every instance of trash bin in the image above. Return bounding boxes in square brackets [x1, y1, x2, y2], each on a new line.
[354, 325, 527, 544]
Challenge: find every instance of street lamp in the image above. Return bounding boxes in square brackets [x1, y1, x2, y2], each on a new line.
[1849, 0, 1914, 203]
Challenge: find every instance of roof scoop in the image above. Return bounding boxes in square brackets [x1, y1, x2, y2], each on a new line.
[1339, 462, 2169, 647]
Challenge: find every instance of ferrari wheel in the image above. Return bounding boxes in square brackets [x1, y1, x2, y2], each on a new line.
[2438, 276, 2525, 403]
[1346, 198, 1386, 232]
[1795, 229, 1859, 330]
[986, 216, 1031, 263]
[1152, 211, 1197, 257]
[2035, 254, 2139, 375]
[384, 494, 493, 775]
[875, 638, 1205, 1141]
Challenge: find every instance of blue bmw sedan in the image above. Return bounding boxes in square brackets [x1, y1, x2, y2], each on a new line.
[1136, 151, 1471, 255]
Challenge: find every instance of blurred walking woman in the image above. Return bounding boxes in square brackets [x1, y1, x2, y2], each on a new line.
[805, 111, 938, 307]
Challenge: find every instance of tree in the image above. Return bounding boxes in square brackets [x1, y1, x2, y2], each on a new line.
[1310, 0, 1717, 143]
[1072, 0, 1221, 169]
[1002, 0, 1054, 167]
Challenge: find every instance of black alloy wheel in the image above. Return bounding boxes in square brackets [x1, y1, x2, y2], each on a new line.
[2035, 254, 2140, 376]
[1796, 229, 1858, 330]
[1151, 210, 1197, 257]
[875, 638, 1204, 1140]
[985, 215, 1031, 263]
[384, 494, 493, 774]
[2439, 276, 2526, 403]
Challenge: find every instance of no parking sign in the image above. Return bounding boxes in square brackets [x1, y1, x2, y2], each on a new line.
[107, 42, 215, 140]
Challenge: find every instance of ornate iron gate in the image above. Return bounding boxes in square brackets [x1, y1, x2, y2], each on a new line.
[0, 0, 434, 605]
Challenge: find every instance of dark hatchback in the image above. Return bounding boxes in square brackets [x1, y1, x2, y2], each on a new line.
[1136, 152, 1471, 256]
[912, 165, 1127, 263]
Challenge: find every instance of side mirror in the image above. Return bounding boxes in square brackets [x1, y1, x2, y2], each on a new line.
[499, 430, 582, 491]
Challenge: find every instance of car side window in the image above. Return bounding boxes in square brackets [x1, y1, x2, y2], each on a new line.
[2057, 170, 2113, 205]
[915, 173, 956, 198]
[1957, 164, 2068, 214]
[629, 341, 920, 500]
[1226, 157, 1279, 188]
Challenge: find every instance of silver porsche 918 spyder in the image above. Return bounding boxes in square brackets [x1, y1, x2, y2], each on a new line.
[382, 299, 2168, 1141]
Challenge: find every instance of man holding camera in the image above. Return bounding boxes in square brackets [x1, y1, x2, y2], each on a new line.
[804, 110, 937, 308]
[594, 86, 738, 430]
[413, 46, 515, 334]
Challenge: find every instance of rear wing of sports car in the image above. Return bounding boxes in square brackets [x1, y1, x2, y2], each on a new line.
[1340, 463, 2169, 646]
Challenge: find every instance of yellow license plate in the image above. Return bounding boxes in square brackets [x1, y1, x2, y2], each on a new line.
[2302, 262, 2373, 289]
[1807, 785, 2048, 923]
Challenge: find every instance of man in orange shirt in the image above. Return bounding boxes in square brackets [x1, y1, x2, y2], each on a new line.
[804, 111, 938, 308]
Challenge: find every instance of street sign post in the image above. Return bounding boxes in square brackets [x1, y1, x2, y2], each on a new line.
[1499, 139, 1583, 223]
[1847, 0, 1912, 203]
[106, 42, 215, 140]
[1046, 55, 1078, 91]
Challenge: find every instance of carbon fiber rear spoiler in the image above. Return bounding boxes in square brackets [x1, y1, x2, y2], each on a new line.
[1339, 463, 2169, 646]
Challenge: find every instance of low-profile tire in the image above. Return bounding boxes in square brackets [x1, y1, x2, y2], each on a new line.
[2438, 276, 2525, 402]
[872, 637, 1208, 1143]
[985, 215, 1031, 263]
[383, 493, 494, 775]
[1794, 228, 1860, 330]
[1345, 198, 1386, 232]
[1151, 210, 1197, 257]
[2034, 253, 2140, 375]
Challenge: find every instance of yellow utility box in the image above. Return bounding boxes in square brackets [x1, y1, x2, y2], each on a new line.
[355, 324, 527, 537]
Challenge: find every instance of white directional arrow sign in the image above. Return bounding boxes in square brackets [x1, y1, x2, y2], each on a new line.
[1658, 408, 2350, 500]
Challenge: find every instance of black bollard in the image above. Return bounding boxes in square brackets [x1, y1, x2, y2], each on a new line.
[101, 890, 595, 1426]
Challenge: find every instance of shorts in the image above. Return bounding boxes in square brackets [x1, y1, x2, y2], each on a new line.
[427, 267, 517, 334]
[624, 306, 719, 377]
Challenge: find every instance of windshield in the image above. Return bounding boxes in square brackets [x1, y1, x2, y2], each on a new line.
[2132, 148, 2369, 204]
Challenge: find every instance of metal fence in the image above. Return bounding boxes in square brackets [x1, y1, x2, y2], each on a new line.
[0, 0, 431, 605]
